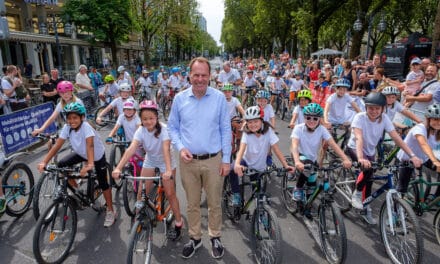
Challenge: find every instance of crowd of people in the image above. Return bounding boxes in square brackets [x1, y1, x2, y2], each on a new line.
[1, 51, 440, 262]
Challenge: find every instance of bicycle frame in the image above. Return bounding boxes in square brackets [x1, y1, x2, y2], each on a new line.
[407, 171, 440, 212]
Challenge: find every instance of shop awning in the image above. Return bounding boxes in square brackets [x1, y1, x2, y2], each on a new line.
[9, 31, 91, 46]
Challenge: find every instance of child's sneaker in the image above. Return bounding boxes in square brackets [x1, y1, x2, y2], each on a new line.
[292, 187, 304, 201]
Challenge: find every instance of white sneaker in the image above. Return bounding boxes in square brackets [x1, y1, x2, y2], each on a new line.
[351, 190, 364, 209]
[104, 210, 116, 227]
[362, 206, 377, 225]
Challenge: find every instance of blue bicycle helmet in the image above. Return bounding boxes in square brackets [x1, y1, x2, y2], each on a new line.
[335, 78, 351, 88]
[171, 67, 180, 74]
[256, 90, 270, 100]
[63, 102, 86, 116]
[303, 103, 323, 117]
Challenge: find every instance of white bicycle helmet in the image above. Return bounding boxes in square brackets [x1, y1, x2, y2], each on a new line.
[425, 103, 440, 118]
[119, 83, 132, 92]
[117, 65, 125, 73]
[244, 106, 263, 120]
[381, 86, 400, 96]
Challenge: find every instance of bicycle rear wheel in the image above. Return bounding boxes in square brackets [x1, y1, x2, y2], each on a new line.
[127, 219, 153, 264]
[331, 167, 355, 213]
[379, 195, 423, 264]
[281, 171, 299, 215]
[251, 205, 282, 264]
[2, 162, 34, 217]
[33, 201, 77, 264]
[123, 169, 137, 217]
[221, 175, 235, 221]
[318, 202, 347, 264]
[434, 208, 440, 246]
[33, 171, 57, 221]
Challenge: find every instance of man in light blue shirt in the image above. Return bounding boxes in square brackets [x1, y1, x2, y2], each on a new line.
[168, 57, 231, 259]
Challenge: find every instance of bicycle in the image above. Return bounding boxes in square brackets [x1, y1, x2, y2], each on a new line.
[121, 152, 145, 217]
[0, 151, 34, 218]
[434, 207, 440, 245]
[242, 85, 258, 108]
[280, 162, 347, 264]
[323, 124, 350, 162]
[94, 93, 116, 127]
[32, 163, 109, 263]
[222, 166, 285, 264]
[280, 90, 291, 121]
[332, 162, 423, 264]
[107, 136, 128, 191]
[158, 87, 174, 121]
[230, 116, 243, 161]
[119, 169, 175, 264]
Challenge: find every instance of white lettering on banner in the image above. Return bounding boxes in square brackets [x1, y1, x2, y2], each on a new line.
[385, 57, 402, 64]
[24, 0, 58, 5]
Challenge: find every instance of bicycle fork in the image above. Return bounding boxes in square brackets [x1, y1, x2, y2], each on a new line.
[385, 190, 405, 235]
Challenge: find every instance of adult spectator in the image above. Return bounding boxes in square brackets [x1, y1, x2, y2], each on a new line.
[168, 57, 231, 259]
[40, 73, 59, 105]
[24, 59, 33, 79]
[341, 59, 357, 91]
[366, 54, 381, 76]
[407, 64, 440, 121]
[75, 64, 93, 93]
[88, 66, 103, 98]
[421, 57, 432, 72]
[1, 65, 29, 111]
[116, 65, 134, 88]
[217, 61, 242, 93]
[49, 68, 64, 88]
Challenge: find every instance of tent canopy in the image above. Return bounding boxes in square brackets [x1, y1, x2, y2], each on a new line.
[311, 48, 344, 57]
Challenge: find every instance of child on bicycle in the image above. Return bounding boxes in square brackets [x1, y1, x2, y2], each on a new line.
[112, 100, 183, 240]
[396, 103, 440, 198]
[291, 103, 352, 201]
[289, 89, 312, 129]
[381, 86, 422, 128]
[347, 92, 422, 224]
[37, 102, 116, 227]
[288, 72, 307, 111]
[223, 83, 245, 119]
[232, 106, 294, 206]
[96, 83, 135, 125]
[105, 100, 141, 143]
[242, 70, 260, 106]
[256, 90, 275, 129]
[135, 70, 153, 101]
[99, 74, 119, 105]
[156, 71, 170, 103]
[32, 81, 84, 136]
[269, 71, 288, 109]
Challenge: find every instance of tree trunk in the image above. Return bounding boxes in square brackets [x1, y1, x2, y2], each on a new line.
[350, 31, 363, 59]
[110, 41, 118, 68]
[431, 0, 440, 58]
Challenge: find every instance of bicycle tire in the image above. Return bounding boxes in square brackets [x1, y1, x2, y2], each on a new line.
[94, 107, 115, 127]
[221, 175, 235, 221]
[281, 170, 299, 215]
[406, 166, 432, 214]
[33, 201, 77, 264]
[318, 202, 347, 264]
[109, 145, 124, 190]
[250, 205, 282, 264]
[2, 162, 34, 217]
[331, 167, 355, 213]
[33, 171, 57, 221]
[123, 167, 137, 217]
[434, 208, 440, 246]
[127, 219, 153, 264]
[379, 195, 423, 264]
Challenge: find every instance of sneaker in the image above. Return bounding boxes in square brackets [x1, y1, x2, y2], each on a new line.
[232, 193, 241, 206]
[292, 187, 304, 201]
[182, 238, 202, 259]
[351, 190, 364, 209]
[104, 210, 116, 227]
[0, 197, 6, 214]
[211, 237, 224, 259]
[362, 206, 377, 225]
[167, 221, 183, 241]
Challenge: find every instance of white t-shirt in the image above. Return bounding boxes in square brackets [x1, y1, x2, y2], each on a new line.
[262, 104, 275, 122]
[110, 96, 136, 114]
[271, 78, 285, 93]
[385, 101, 404, 122]
[169, 75, 181, 90]
[226, 97, 241, 119]
[54, 98, 84, 114]
[410, 80, 439, 121]
[116, 114, 141, 141]
[289, 78, 304, 92]
[218, 69, 241, 85]
[75, 73, 91, 92]
[243, 76, 258, 87]
[292, 105, 305, 125]
[347, 112, 395, 156]
[241, 128, 279, 171]
[138, 76, 152, 93]
[59, 121, 105, 160]
[291, 124, 331, 162]
[326, 93, 354, 124]
[133, 123, 174, 164]
[397, 123, 439, 162]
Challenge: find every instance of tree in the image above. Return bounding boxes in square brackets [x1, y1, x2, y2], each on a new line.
[63, 0, 134, 66]
[432, 0, 440, 57]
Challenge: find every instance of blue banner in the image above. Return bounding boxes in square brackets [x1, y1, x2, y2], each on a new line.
[0, 102, 56, 155]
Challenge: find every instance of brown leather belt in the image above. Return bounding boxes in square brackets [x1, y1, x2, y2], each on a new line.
[192, 152, 219, 160]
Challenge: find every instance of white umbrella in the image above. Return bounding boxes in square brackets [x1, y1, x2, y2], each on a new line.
[311, 48, 344, 57]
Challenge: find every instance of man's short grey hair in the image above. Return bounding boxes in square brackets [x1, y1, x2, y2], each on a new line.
[223, 61, 231, 67]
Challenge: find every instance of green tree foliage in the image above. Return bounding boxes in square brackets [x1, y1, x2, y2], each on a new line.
[62, 0, 134, 65]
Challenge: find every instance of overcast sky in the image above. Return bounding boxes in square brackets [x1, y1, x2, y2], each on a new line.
[197, 0, 224, 46]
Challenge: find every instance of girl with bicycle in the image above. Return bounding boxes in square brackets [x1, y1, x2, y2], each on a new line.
[396, 103, 440, 197]
[347, 92, 422, 224]
[98, 75, 119, 105]
[289, 89, 312, 129]
[96, 83, 136, 125]
[32, 81, 84, 136]
[256, 90, 275, 129]
[105, 100, 141, 144]
[381, 86, 422, 128]
[232, 106, 294, 206]
[37, 102, 116, 227]
[112, 100, 183, 240]
[291, 103, 352, 201]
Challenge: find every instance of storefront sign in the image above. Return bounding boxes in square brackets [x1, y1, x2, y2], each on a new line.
[24, 0, 58, 5]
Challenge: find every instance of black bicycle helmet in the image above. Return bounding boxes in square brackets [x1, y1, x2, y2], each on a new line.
[364, 92, 386, 107]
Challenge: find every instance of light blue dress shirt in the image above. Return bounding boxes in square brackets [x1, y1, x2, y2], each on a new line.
[168, 86, 232, 163]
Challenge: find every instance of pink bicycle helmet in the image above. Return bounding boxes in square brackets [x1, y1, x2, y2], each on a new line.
[57, 81, 74, 93]
[123, 100, 136, 110]
[139, 100, 158, 110]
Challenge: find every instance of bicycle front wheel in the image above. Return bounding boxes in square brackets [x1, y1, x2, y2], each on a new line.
[109, 146, 124, 190]
[123, 171, 137, 217]
[2, 162, 34, 217]
[281, 171, 299, 215]
[33, 171, 57, 221]
[221, 175, 235, 220]
[379, 195, 423, 264]
[434, 208, 440, 246]
[318, 202, 347, 264]
[251, 205, 282, 264]
[33, 201, 77, 264]
[127, 219, 153, 264]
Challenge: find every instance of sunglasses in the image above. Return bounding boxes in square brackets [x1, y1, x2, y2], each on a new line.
[305, 116, 320, 121]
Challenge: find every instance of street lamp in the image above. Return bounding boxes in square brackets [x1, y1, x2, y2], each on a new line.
[39, 14, 72, 75]
[353, 12, 386, 60]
